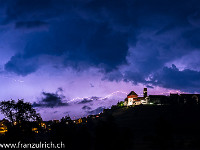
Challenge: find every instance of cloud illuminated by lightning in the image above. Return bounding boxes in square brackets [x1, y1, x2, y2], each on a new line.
[67, 91, 128, 103]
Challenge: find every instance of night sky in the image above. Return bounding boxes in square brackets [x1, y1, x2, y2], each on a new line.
[0, 0, 200, 120]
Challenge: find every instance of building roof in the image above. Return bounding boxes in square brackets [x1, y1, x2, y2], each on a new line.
[127, 91, 138, 96]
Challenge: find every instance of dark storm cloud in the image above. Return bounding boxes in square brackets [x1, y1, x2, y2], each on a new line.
[87, 107, 105, 115]
[33, 88, 68, 108]
[98, 0, 200, 92]
[146, 85, 154, 89]
[3, 0, 129, 75]
[78, 99, 93, 104]
[2, 0, 63, 24]
[82, 105, 91, 110]
[78, 96, 99, 104]
[2, 0, 200, 92]
[151, 64, 200, 92]
[15, 20, 48, 29]
[4, 54, 39, 76]
[5, 22, 128, 75]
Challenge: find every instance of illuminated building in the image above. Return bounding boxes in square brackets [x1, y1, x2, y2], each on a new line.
[41, 122, 46, 129]
[0, 124, 8, 135]
[0, 119, 9, 135]
[75, 118, 82, 124]
[32, 127, 39, 133]
[124, 88, 148, 106]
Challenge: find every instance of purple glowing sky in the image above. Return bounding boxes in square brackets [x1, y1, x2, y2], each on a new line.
[0, 0, 200, 120]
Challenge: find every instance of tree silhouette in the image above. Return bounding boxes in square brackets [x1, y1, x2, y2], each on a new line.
[0, 99, 41, 125]
[117, 101, 124, 107]
[0, 100, 15, 124]
[61, 115, 72, 125]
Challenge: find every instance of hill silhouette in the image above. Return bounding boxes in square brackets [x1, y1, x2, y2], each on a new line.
[0, 104, 200, 150]
[100, 104, 200, 150]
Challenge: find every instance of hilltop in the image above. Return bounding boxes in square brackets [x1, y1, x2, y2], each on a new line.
[0, 100, 200, 150]
[91, 104, 200, 150]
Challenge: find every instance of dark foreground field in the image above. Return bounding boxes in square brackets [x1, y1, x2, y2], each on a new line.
[1, 105, 200, 150]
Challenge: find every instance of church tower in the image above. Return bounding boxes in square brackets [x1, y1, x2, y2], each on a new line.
[143, 88, 147, 98]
